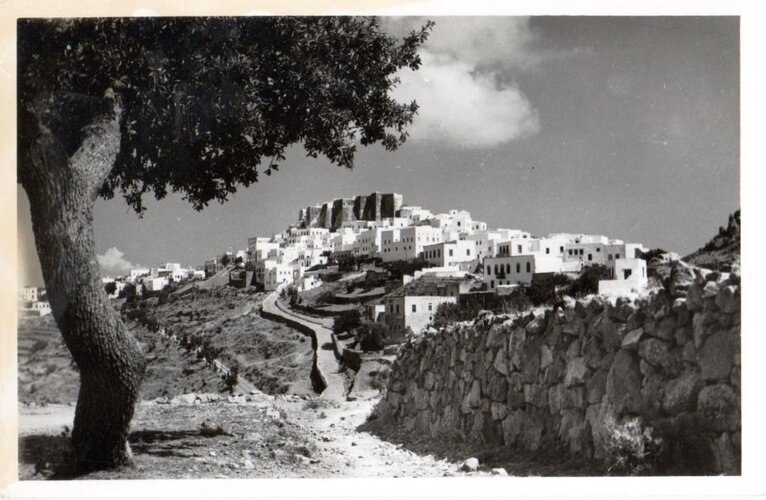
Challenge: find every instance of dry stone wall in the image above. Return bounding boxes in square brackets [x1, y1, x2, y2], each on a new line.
[378, 270, 741, 474]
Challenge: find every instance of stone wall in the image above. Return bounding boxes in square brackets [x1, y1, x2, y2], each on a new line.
[378, 270, 741, 474]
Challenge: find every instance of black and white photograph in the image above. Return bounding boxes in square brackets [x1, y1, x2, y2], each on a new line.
[2, 2, 763, 498]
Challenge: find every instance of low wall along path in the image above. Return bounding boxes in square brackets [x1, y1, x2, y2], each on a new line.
[377, 270, 741, 474]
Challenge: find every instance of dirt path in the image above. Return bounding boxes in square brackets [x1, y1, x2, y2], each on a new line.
[261, 291, 347, 401]
[18, 393, 456, 479]
[271, 396, 454, 477]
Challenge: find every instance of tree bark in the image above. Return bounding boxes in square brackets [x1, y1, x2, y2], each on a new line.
[20, 92, 146, 471]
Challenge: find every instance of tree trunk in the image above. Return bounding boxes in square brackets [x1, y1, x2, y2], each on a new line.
[19, 92, 146, 471]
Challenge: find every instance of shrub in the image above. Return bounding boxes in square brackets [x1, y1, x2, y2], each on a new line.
[357, 322, 402, 351]
[224, 363, 239, 394]
[567, 264, 610, 298]
[603, 416, 666, 476]
[333, 309, 361, 335]
[526, 273, 572, 306]
[104, 281, 117, 296]
[383, 258, 431, 281]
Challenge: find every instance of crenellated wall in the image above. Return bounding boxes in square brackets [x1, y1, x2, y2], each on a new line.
[377, 270, 741, 474]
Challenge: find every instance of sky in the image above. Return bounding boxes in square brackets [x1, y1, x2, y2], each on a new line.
[17, 16, 740, 286]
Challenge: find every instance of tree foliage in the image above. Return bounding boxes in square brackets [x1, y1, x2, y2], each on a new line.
[18, 17, 433, 214]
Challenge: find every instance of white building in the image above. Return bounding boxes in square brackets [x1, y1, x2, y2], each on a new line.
[32, 301, 52, 316]
[248, 237, 280, 263]
[422, 240, 478, 270]
[380, 225, 443, 262]
[18, 286, 40, 303]
[127, 268, 151, 283]
[598, 258, 648, 297]
[144, 277, 169, 292]
[483, 255, 564, 289]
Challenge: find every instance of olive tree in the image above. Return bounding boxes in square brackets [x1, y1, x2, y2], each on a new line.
[18, 16, 431, 470]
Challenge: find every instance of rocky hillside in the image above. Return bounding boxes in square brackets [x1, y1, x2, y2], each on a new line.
[18, 286, 316, 404]
[684, 210, 740, 272]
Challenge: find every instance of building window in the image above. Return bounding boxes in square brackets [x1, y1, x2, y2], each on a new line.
[466, 249, 471, 256]
[579, 249, 584, 256]
[588, 254, 593, 261]
[516, 262, 521, 273]
[449, 249, 454, 257]
[506, 263, 511, 273]
[560, 246, 564, 253]
[526, 262, 531, 273]
[597, 247, 601, 252]
[495, 264, 499, 274]
[412, 304, 417, 313]
[517, 244, 522, 253]
[546, 248, 550, 254]
[428, 303, 433, 311]
[491, 280, 495, 288]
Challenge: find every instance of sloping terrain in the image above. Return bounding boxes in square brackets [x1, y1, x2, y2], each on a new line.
[18, 286, 315, 404]
[684, 209, 740, 272]
[147, 287, 314, 396]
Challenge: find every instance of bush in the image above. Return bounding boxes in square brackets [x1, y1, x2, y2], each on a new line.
[357, 322, 403, 351]
[567, 264, 610, 298]
[224, 363, 239, 394]
[333, 309, 361, 335]
[104, 281, 117, 296]
[526, 273, 572, 306]
[603, 416, 666, 476]
[383, 258, 431, 281]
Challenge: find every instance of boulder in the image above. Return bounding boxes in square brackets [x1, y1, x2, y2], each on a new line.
[464, 380, 481, 411]
[459, 457, 480, 472]
[606, 349, 643, 415]
[526, 313, 547, 335]
[662, 371, 702, 414]
[687, 284, 704, 312]
[486, 324, 507, 349]
[491, 402, 509, 421]
[586, 368, 607, 404]
[548, 383, 566, 414]
[540, 344, 553, 370]
[502, 411, 523, 446]
[699, 330, 736, 381]
[697, 384, 740, 432]
[621, 328, 644, 350]
[523, 383, 548, 408]
[493, 348, 509, 376]
[564, 357, 587, 387]
[488, 375, 507, 402]
[654, 316, 676, 341]
[491, 467, 509, 476]
[638, 338, 670, 367]
[702, 280, 721, 299]
[715, 285, 739, 314]
[711, 432, 740, 475]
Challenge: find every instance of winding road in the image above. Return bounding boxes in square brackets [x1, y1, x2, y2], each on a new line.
[260, 290, 347, 401]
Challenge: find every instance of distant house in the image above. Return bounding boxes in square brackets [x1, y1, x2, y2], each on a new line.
[598, 258, 648, 297]
[144, 277, 169, 293]
[379, 274, 480, 334]
[18, 286, 40, 303]
[483, 254, 564, 289]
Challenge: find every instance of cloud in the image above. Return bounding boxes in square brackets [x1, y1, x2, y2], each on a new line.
[394, 51, 540, 148]
[97, 247, 136, 276]
[385, 17, 551, 148]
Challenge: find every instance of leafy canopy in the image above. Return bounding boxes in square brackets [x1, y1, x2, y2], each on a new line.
[18, 17, 433, 213]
